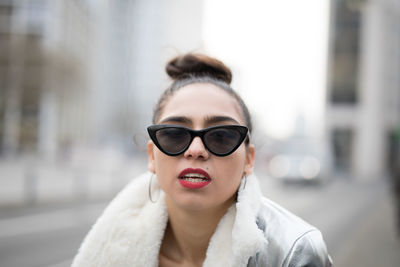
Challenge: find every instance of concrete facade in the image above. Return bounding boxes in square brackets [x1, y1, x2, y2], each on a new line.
[0, 0, 205, 159]
[327, 0, 400, 179]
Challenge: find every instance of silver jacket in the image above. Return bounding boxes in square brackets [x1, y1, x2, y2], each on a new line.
[247, 197, 333, 266]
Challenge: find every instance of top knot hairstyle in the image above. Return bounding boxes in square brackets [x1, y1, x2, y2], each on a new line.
[152, 53, 253, 136]
[166, 54, 232, 84]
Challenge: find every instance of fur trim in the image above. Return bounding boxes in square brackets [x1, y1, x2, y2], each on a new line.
[72, 173, 267, 267]
[231, 175, 268, 266]
[72, 173, 168, 267]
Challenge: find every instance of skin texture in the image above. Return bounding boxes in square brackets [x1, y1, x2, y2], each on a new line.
[147, 83, 255, 267]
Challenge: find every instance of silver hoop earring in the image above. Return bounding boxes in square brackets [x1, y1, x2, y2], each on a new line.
[240, 174, 247, 192]
[149, 173, 160, 203]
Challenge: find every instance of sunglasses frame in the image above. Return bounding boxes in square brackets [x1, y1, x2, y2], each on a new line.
[147, 124, 249, 157]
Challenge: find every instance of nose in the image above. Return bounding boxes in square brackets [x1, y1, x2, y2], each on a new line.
[183, 136, 209, 159]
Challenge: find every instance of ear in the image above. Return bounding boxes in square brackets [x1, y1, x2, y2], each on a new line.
[244, 144, 255, 175]
[147, 140, 156, 173]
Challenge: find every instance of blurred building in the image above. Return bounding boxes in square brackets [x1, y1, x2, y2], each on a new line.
[327, 0, 400, 179]
[92, 0, 204, 146]
[0, 0, 204, 159]
[0, 0, 93, 158]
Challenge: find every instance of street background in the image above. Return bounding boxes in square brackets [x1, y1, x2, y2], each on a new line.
[1, 158, 399, 267]
[1, 0, 399, 266]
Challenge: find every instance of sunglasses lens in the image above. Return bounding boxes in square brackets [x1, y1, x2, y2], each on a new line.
[204, 128, 242, 155]
[156, 127, 191, 154]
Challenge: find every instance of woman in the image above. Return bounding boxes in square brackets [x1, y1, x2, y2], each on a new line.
[72, 54, 332, 267]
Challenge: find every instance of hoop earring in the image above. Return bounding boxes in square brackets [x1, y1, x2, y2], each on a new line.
[240, 174, 247, 192]
[149, 173, 160, 203]
[236, 174, 247, 202]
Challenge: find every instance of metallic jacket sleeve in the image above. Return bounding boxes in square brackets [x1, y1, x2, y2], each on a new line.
[283, 230, 333, 267]
[247, 197, 333, 267]
[247, 229, 333, 267]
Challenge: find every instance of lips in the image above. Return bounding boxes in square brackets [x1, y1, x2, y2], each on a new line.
[178, 168, 212, 189]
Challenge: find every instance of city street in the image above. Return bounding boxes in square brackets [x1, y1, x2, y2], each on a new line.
[0, 1, 399, 267]
[1, 172, 399, 267]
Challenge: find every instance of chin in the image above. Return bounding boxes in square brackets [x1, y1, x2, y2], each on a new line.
[174, 193, 213, 211]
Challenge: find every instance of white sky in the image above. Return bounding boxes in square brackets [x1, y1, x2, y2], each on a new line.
[202, 0, 330, 139]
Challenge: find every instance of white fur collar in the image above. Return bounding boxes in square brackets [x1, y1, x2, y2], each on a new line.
[72, 172, 266, 267]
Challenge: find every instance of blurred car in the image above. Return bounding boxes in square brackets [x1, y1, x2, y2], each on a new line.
[266, 137, 333, 184]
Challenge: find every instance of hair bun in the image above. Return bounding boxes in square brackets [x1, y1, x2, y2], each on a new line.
[166, 53, 232, 84]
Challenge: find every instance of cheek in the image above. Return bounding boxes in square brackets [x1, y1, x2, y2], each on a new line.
[153, 151, 178, 188]
[154, 151, 174, 173]
[215, 149, 247, 181]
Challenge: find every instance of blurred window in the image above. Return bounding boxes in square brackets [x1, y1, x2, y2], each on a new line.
[19, 84, 40, 152]
[332, 128, 353, 172]
[388, 129, 400, 175]
[0, 4, 12, 32]
[0, 4, 12, 153]
[330, 0, 361, 104]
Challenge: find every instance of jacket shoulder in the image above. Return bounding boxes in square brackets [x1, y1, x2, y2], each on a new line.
[254, 198, 332, 267]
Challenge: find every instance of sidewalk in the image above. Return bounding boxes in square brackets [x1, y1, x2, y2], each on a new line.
[0, 197, 107, 220]
[0, 154, 147, 207]
[333, 189, 400, 266]
[0, 200, 107, 239]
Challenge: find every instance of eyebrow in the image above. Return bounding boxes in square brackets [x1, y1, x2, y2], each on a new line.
[204, 115, 240, 125]
[159, 115, 240, 125]
[159, 116, 191, 124]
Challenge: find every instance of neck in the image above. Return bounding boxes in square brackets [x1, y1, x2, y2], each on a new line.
[160, 196, 234, 265]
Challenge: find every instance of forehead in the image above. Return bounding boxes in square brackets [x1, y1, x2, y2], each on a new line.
[160, 83, 244, 125]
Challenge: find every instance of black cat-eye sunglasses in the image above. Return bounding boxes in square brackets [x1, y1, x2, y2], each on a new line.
[147, 124, 249, 157]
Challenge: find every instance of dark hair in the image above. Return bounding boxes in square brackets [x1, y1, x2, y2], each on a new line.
[152, 53, 253, 135]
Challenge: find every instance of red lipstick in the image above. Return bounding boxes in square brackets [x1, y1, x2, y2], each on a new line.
[178, 168, 212, 189]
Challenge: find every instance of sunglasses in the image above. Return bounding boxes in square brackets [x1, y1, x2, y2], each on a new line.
[147, 124, 249, 157]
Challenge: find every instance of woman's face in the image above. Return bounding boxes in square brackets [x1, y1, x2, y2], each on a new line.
[147, 83, 255, 211]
